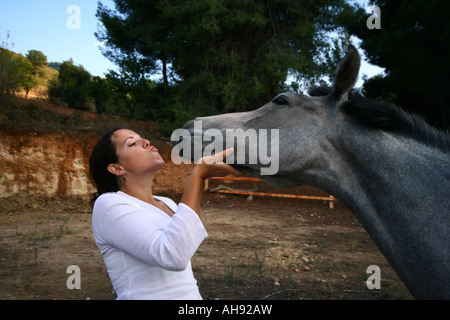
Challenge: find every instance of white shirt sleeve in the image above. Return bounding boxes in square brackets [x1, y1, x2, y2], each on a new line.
[92, 193, 208, 272]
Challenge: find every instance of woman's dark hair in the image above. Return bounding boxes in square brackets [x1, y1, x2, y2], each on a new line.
[89, 127, 124, 204]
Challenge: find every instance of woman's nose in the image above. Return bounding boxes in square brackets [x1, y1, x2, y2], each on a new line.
[142, 138, 150, 149]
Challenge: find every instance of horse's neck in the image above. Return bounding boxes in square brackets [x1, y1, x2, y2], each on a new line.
[332, 129, 448, 216]
[319, 128, 450, 299]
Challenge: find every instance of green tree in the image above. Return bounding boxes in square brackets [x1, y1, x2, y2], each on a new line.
[22, 50, 48, 98]
[88, 76, 111, 114]
[0, 48, 21, 94]
[26, 50, 47, 67]
[346, 0, 450, 130]
[96, 0, 354, 118]
[48, 59, 92, 110]
[20, 58, 40, 98]
[0, 48, 36, 95]
[105, 53, 155, 118]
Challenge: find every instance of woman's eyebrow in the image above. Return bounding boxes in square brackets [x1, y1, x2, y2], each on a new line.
[123, 136, 140, 146]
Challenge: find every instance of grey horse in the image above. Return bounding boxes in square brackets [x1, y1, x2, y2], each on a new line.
[171, 45, 450, 299]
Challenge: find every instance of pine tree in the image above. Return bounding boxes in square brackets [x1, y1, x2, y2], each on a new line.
[96, 0, 354, 117]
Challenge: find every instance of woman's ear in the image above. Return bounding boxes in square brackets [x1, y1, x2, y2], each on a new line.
[107, 163, 124, 177]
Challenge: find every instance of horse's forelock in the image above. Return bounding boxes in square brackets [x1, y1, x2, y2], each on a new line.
[307, 85, 332, 97]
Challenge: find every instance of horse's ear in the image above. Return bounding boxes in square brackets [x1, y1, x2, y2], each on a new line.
[331, 45, 361, 103]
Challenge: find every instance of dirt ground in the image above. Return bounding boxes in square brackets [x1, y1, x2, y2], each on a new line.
[0, 182, 413, 300]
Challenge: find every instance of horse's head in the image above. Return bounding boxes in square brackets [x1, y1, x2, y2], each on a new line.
[171, 46, 361, 187]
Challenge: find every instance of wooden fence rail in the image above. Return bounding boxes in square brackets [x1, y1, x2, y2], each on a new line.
[204, 176, 338, 209]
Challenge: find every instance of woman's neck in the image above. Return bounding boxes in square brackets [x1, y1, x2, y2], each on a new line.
[120, 175, 156, 206]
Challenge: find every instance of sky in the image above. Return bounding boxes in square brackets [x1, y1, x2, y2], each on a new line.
[0, 0, 383, 84]
[0, 0, 117, 77]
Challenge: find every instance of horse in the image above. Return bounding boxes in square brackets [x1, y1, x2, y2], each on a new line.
[171, 45, 450, 299]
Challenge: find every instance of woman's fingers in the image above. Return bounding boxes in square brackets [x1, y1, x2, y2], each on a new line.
[194, 147, 243, 179]
[199, 147, 234, 165]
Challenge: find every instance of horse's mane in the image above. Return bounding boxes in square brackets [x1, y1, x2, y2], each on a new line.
[308, 85, 450, 153]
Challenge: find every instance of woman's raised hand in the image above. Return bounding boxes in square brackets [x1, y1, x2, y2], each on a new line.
[194, 148, 242, 180]
[181, 148, 242, 213]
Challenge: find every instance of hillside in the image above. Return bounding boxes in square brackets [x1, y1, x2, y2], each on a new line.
[0, 95, 192, 198]
[0, 94, 162, 137]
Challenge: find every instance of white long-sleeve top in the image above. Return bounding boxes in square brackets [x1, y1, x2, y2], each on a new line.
[91, 191, 208, 300]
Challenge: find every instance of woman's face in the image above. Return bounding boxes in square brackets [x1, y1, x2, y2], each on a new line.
[110, 129, 164, 176]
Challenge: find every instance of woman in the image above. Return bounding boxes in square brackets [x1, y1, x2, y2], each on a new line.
[89, 127, 240, 300]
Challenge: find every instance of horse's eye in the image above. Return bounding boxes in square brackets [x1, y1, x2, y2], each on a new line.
[272, 96, 288, 105]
